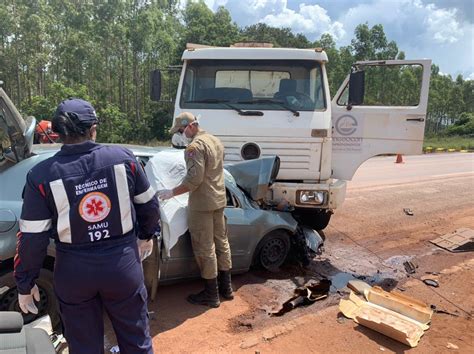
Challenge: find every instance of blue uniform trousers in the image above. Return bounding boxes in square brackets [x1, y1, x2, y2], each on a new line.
[54, 235, 153, 354]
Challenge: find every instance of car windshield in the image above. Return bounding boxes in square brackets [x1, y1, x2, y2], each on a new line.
[180, 59, 326, 112]
[0, 98, 14, 165]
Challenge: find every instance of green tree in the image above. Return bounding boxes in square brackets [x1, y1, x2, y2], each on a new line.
[182, 1, 240, 47]
[241, 23, 312, 48]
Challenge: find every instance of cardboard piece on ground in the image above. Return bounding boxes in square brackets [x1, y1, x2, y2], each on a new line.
[430, 228, 474, 252]
[347, 279, 372, 295]
[366, 286, 433, 324]
[339, 284, 433, 348]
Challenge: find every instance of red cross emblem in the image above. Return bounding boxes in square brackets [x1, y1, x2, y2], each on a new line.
[86, 198, 104, 216]
[79, 192, 111, 222]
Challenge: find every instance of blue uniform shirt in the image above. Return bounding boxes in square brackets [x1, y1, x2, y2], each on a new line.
[14, 141, 160, 294]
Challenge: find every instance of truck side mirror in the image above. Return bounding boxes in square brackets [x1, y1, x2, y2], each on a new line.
[348, 70, 365, 106]
[150, 70, 162, 101]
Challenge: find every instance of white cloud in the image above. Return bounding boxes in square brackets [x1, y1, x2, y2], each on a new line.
[261, 3, 345, 40]
[424, 3, 463, 43]
[337, 0, 464, 45]
[335, 0, 472, 77]
[179, 0, 473, 78]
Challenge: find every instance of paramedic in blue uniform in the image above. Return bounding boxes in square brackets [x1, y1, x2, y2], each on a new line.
[14, 98, 160, 354]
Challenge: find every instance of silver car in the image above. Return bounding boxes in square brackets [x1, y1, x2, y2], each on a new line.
[0, 87, 322, 328]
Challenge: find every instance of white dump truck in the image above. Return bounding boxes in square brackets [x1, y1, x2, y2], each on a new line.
[151, 43, 431, 230]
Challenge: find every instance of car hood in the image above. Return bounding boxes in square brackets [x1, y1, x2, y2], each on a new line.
[224, 156, 280, 201]
[0, 88, 35, 162]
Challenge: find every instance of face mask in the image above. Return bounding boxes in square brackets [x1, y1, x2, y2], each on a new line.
[172, 132, 191, 147]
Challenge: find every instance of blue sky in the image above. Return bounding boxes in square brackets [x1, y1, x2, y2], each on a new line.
[192, 0, 473, 79]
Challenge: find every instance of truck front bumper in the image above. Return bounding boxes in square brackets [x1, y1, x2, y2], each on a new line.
[270, 179, 347, 210]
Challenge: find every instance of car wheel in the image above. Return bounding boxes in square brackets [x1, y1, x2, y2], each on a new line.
[293, 208, 332, 231]
[254, 230, 291, 270]
[0, 269, 61, 331]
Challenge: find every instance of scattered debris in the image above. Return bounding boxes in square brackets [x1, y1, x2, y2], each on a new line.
[397, 287, 406, 292]
[271, 279, 331, 316]
[425, 271, 440, 275]
[430, 228, 474, 252]
[430, 305, 459, 317]
[240, 336, 260, 349]
[348, 279, 372, 294]
[423, 279, 439, 288]
[382, 255, 414, 271]
[446, 342, 459, 350]
[336, 313, 346, 324]
[403, 208, 414, 216]
[403, 261, 417, 274]
[339, 282, 433, 348]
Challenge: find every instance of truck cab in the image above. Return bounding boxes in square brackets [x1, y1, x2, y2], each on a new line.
[152, 43, 431, 230]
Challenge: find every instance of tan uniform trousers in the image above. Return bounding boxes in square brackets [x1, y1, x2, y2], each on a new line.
[188, 207, 232, 279]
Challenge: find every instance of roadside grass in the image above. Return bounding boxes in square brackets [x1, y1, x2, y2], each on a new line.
[424, 135, 474, 151]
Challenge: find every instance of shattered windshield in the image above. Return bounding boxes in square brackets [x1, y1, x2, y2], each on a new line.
[180, 59, 326, 112]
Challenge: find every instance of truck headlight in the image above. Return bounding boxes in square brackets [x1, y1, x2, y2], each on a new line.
[297, 190, 326, 205]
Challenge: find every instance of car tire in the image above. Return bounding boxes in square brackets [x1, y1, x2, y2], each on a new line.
[292, 208, 332, 231]
[0, 269, 61, 331]
[254, 230, 291, 270]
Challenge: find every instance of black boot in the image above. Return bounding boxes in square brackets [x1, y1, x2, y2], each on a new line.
[218, 270, 234, 300]
[187, 278, 220, 308]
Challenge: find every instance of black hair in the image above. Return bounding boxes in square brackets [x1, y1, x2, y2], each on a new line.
[52, 112, 91, 139]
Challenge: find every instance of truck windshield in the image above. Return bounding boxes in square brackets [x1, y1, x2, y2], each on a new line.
[180, 60, 325, 111]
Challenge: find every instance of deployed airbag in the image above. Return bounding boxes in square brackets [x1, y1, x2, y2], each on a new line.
[145, 150, 189, 256]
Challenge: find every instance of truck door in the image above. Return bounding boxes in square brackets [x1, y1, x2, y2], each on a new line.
[331, 60, 431, 181]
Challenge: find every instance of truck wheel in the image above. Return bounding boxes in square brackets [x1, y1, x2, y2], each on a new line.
[253, 230, 290, 270]
[292, 208, 332, 231]
[0, 269, 61, 331]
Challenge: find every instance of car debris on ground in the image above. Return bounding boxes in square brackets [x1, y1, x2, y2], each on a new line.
[430, 305, 459, 317]
[422, 279, 440, 287]
[339, 281, 433, 348]
[446, 342, 459, 350]
[403, 208, 414, 216]
[430, 228, 474, 252]
[271, 279, 331, 316]
[403, 260, 417, 274]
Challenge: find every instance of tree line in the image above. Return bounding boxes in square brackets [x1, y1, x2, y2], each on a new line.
[0, 0, 472, 143]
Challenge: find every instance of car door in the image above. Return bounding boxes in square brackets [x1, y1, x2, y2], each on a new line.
[331, 60, 431, 181]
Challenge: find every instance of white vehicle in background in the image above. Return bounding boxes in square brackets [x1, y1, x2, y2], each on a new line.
[151, 43, 431, 230]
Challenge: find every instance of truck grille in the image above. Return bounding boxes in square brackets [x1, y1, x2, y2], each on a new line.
[221, 138, 320, 180]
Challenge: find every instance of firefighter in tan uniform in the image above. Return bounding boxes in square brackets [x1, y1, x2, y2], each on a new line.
[158, 112, 233, 308]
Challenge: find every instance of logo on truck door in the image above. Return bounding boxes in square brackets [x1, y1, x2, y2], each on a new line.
[335, 115, 358, 136]
[332, 114, 363, 153]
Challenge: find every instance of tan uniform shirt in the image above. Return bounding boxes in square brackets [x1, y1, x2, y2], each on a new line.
[182, 131, 226, 211]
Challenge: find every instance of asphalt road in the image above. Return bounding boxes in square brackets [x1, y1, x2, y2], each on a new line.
[348, 153, 474, 189]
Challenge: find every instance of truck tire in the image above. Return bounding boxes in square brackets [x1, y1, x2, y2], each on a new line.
[0, 269, 61, 331]
[253, 230, 291, 270]
[292, 208, 332, 231]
